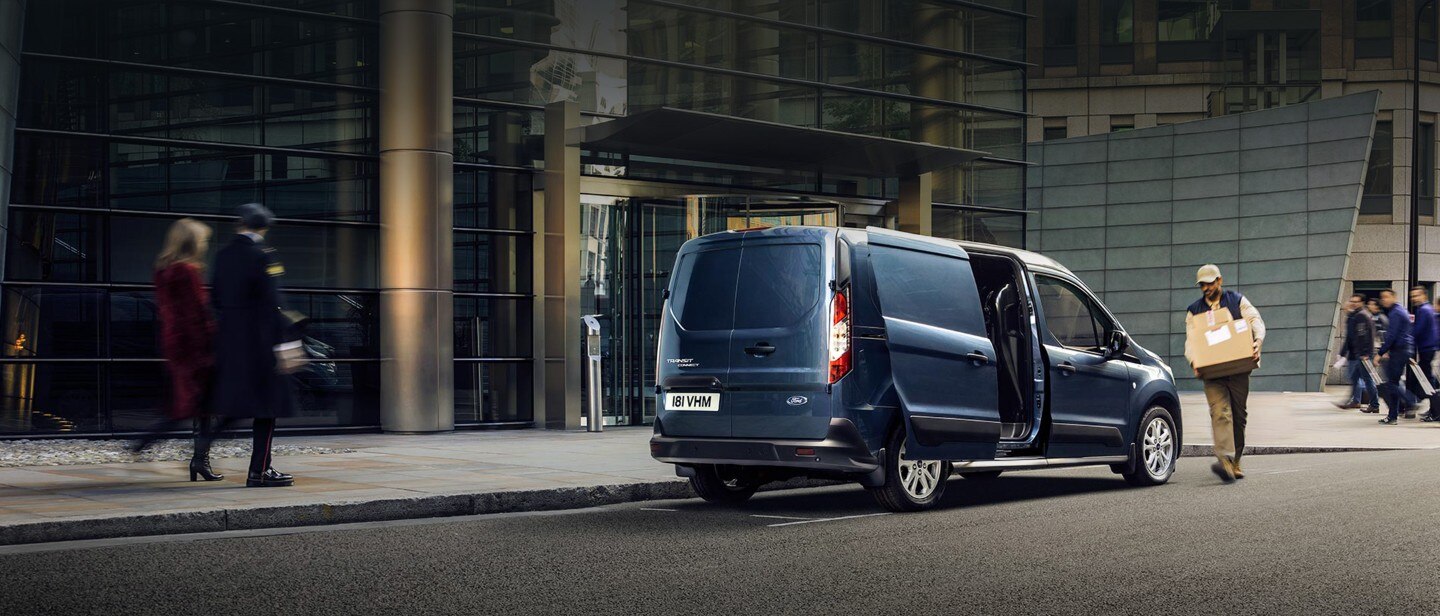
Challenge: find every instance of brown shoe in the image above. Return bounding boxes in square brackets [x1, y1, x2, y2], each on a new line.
[1233, 461, 1244, 479]
[1334, 401, 1361, 410]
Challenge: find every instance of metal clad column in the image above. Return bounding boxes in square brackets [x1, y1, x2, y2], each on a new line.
[380, 0, 454, 432]
[541, 100, 582, 429]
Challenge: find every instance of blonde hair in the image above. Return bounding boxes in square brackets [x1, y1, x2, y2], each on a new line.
[155, 218, 213, 271]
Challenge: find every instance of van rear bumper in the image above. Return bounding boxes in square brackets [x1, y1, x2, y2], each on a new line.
[650, 418, 880, 474]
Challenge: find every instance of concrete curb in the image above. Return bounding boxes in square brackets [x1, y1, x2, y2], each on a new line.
[0, 447, 1402, 546]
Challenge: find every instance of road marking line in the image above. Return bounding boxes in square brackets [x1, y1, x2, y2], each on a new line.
[768, 512, 892, 527]
[1264, 469, 1303, 475]
[639, 507, 678, 512]
[750, 514, 815, 521]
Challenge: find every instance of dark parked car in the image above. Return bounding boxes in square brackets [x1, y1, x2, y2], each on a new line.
[650, 226, 1181, 512]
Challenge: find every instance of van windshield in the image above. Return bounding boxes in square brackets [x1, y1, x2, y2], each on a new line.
[670, 242, 823, 331]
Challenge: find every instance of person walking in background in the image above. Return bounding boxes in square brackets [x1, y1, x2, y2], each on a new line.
[1409, 286, 1438, 419]
[212, 203, 299, 488]
[1335, 293, 1380, 414]
[129, 219, 225, 482]
[1376, 289, 1414, 425]
[1185, 264, 1265, 483]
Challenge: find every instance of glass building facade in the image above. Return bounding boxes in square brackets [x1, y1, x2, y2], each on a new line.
[1, 0, 1027, 436]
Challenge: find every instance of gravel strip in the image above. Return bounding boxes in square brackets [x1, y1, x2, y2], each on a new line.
[0, 439, 354, 468]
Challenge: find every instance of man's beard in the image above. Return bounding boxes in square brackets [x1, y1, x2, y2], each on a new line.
[1205, 289, 1221, 302]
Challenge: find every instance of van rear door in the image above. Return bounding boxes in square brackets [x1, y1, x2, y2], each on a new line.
[868, 231, 1002, 461]
[657, 238, 744, 437]
[726, 233, 831, 440]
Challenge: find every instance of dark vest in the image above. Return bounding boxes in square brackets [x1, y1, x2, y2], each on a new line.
[1187, 289, 1244, 320]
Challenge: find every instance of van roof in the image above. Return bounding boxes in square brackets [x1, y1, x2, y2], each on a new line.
[702, 225, 1076, 276]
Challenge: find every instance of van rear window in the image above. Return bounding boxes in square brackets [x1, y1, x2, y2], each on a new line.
[734, 244, 823, 329]
[671, 248, 741, 330]
[670, 243, 823, 331]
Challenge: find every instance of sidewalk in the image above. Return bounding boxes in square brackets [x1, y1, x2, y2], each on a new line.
[1, 391, 1433, 545]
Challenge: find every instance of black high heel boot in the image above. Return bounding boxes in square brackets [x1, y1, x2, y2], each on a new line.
[189, 455, 224, 482]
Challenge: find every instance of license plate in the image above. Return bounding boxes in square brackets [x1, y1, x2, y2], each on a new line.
[665, 392, 721, 411]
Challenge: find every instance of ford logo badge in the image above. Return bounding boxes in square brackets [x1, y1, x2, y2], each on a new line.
[786, 396, 808, 406]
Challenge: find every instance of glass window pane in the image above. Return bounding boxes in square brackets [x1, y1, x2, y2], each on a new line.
[1158, 0, 1219, 42]
[454, 104, 543, 168]
[109, 362, 165, 432]
[263, 224, 378, 289]
[169, 148, 265, 215]
[454, 168, 534, 230]
[11, 135, 106, 208]
[1364, 120, 1393, 198]
[286, 293, 380, 360]
[455, 297, 532, 358]
[264, 156, 376, 221]
[0, 363, 103, 433]
[1044, 0, 1078, 47]
[1037, 276, 1101, 349]
[733, 244, 823, 329]
[454, 232, 533, 294]
[6, 211, 105, 283]
[111, 290, 162, 358]
[455, 361, 532, 424]
[933, 208, 1024, 248]
[287, 362, 381, 427]
[1, 286, 106, 358]
[1100, 0, 1135, 45]
[628, 3, 817, 80]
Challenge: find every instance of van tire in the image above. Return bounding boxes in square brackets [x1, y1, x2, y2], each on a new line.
[868, 424, 948, 512]
[1122, 406, 1177, 487]
[689, 465, 761, 504]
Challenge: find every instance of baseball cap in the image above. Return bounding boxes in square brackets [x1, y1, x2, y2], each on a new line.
[1195, 264, 1221, 284]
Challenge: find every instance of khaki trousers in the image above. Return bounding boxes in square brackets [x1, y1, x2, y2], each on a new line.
[1201, 373, 1250, 464]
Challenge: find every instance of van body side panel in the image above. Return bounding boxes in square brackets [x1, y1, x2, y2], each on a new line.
[866, 233, 1002, 461]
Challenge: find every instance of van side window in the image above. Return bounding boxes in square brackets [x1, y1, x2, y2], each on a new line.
[869, 247, 985, 334]
[1036, 275, 1105, 351]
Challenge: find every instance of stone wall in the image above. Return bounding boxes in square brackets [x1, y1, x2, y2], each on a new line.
[1026, 92, 1379, 391]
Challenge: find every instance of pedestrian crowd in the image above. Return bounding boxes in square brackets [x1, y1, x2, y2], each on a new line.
[128, 203, 306, 488]
[1334, 286, 1440, 425]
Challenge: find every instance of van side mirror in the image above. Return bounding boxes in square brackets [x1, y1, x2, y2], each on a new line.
[1106, 330, 1130, 358]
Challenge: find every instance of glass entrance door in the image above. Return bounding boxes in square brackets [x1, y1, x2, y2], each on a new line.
[580, 194, 841, 426]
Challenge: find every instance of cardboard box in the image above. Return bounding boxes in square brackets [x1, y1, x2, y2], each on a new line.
[1187, 308, 1258, 379]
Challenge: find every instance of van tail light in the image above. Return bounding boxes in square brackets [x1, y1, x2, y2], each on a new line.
[829, 286, 852, 384]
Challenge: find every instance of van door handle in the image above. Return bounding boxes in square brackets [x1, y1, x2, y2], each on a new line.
[744, 343, 776, 356]
[1058, 362, 1077, 375]
[964, 351, 989, 364]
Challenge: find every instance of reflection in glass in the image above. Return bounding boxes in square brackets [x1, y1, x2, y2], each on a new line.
[11, 135, 105, 208]
[454, 167, 534, 230]
[285, 293, 380, 359]
[454, 232, 532, 294]
[933, 207, 1024, 248]
[110, 290, 162, 358]
[263, 224, 378, 289]
[109, 362, 165, 432]
[0, 363, 103, 434]
[455, 297, 532, 358]
[1, 286, 106, 358]
[5, 211, 104, 283]
[455, 361, 532, 424]
[285, 361, 381, 427]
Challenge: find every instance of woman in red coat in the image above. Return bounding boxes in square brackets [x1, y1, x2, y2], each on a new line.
[130, 218, 224, 481]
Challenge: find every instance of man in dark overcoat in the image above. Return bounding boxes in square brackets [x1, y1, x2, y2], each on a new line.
[212, 203, 298, 487]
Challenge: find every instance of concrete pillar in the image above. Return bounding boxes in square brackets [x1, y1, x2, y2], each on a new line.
[898, 173, 934, 236]
[540, 100, 582, 429]
[379, 0, 454, 433]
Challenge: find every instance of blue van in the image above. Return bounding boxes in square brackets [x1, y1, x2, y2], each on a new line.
[649, 226, 1181, 512]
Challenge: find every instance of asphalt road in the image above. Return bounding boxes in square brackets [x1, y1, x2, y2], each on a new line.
[2, 450, 1438, 616]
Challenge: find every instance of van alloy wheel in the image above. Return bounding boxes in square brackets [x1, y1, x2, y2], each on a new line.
[897, 441, 943, 501]
[1142, 416, 1174, 480]
[1120, 406, 1177, 487]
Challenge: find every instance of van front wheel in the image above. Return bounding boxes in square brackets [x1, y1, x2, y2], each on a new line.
[868, 424, 949, 512]
[689, 464, 761, 504]
[1122, 406, 1177, 487]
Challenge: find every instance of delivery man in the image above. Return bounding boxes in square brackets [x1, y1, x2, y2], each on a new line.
[1184, 264, 1265, 483]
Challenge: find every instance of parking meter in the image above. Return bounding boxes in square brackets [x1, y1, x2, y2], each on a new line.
[582, 315, 604, 432]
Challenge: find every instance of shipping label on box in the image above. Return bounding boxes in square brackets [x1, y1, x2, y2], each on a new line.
[1187, 308, 1258, 379]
